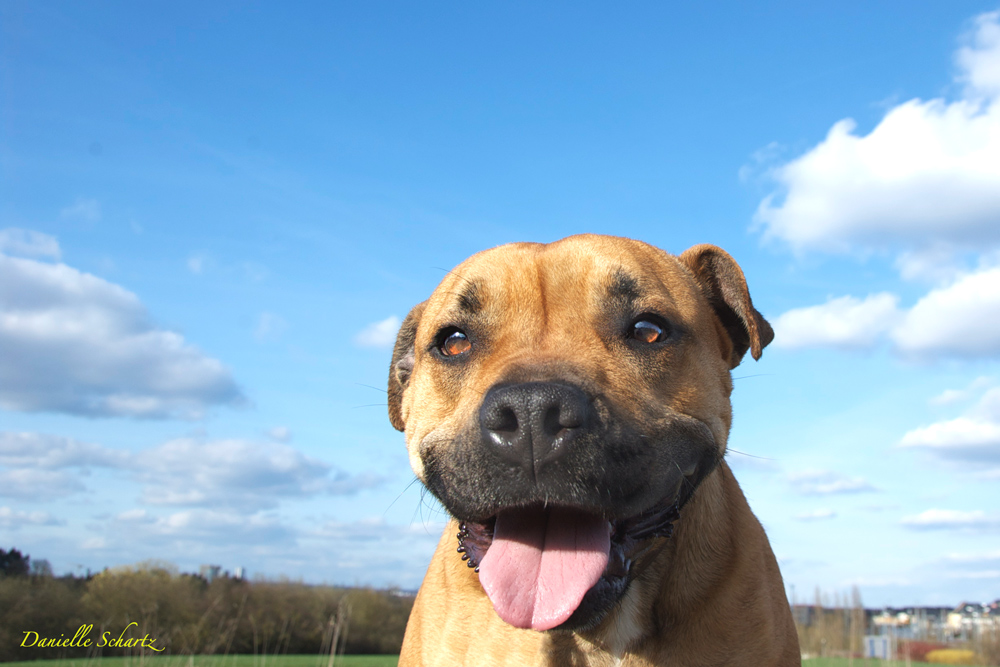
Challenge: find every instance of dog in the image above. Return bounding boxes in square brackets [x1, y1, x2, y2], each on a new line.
[388, 235, 800, 666]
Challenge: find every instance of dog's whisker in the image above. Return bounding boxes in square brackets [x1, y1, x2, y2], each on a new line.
[411, 486, 435, 527]
[432, 266, 476, 290]
[384, 476, 424, 516]
[726, 447, 775, 460]
[354, 382, 388, 394]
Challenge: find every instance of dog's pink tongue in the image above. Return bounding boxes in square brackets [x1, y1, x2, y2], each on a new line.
[478, 506, 610, 631]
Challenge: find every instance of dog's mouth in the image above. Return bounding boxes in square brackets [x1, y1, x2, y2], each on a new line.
[456, 497, 680, 633]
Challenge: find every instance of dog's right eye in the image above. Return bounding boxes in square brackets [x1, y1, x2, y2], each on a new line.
[439, 329, 472, 357]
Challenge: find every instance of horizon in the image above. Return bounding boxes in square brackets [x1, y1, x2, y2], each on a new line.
[5, 548, 999, 613]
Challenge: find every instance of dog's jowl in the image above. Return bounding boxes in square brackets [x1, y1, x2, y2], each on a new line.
[388, 235, 800, 666]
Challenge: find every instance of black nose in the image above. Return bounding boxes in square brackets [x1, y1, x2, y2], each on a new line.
[479, 382, 593, 480]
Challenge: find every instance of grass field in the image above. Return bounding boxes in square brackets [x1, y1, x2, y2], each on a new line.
[0, 657, 399, 667]
[0, 656, 988, 667]
[801, 660, 984, 667]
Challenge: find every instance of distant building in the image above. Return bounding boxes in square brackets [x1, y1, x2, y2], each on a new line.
[871, 606, 956, 641]
[794, 601, 998, 643]
[199, 564, 222, 582]
[791, 604, 816, 628]
[947, 601, 999, 641]
[864, 636, 891, 659]
[389, 588, 419, 598]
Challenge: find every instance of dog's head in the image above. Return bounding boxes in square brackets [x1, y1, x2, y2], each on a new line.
[387, 234, 772, 633]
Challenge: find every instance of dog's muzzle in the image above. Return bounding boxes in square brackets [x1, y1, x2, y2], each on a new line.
[421, 380, 720, 633]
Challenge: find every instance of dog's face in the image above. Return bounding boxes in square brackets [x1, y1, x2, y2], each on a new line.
[388, 234, 772, 634]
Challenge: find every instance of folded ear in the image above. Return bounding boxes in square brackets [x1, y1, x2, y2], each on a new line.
[679, 244, 774, 369]
[388, 301, 427, 432]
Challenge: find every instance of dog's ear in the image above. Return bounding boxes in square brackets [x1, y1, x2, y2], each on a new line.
[679, 244, 774, 368]
[388, 301, 427, 432]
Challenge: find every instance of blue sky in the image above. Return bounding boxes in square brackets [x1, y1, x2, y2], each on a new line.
[2, 1, 999, 608]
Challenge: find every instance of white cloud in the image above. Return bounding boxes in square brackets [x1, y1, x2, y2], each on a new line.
[838, 576, 913, 588]
[760, 14, 1000, 362]
[0, 430, 380, 508]
[755, 11, 1000, 255]
[939, 549, 1000, 567]
[946, 570, 1000, 579]
[187, 255, 208, 274]
[894, 244, 969, 284]
[0, 253, 243, 418]
[929, 377, 993, 406]
[81, 537, 107, 550]
[75, 513, 445, 583]
[254, 311, 287, 342]
[312, 517, 447, 544]
[136, 437, 383, 509]
[772, 266, 1000, 359]
[0, 431, 125, 500]
[902, 508, 1000, 530]
[307, 518, 447, 580]
[266, 426, 292, 442]
[901, 417, 1000, 461]
[354, 315, 401, 348]
[934, 549, 1000, 582]
[113, 507, 295, 545]
[738, 141, 784, 182]
[0, 432, 125, 469]
[0, 468, 84, 499]
[788, 470, 877, 495]
[901, 387, 1000, 475]
[772, 293, 900, 349]
[0, 506, 63, 529]
[890, 267, 1000, 357]
[60, 198, 102, 222]
[930, 390, 969, 407]
[977, 386, 1000, 419]
[0, 228, 61, 260]
[795, 509, 837, 521]
[860, 504, 900, 513]
[958, 11, 1000, 99]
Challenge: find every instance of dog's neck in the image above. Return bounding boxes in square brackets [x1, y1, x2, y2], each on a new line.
[550, 462, 737, 662]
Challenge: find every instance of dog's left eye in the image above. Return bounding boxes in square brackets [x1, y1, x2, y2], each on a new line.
[632, 320, 664, 344]
[440, 329, 472, 356]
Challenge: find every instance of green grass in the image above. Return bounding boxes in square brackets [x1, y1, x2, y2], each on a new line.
[803, 660, 899, 666]
[803, 659, 986, 667]
[4, 657, 992, 667]
[0, 657, 398, 667]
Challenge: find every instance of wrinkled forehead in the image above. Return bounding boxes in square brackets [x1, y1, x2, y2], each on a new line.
[422, 236, 698, 326]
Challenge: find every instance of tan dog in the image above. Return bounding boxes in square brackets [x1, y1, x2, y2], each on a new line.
[388, 235, 800, 666]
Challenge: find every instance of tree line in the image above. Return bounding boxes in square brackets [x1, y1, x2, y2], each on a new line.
[0, 548, 413, 662]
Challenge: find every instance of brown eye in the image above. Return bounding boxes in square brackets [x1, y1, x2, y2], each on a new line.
[441, 330, 471, 356]
[632, 320, 663, 344]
